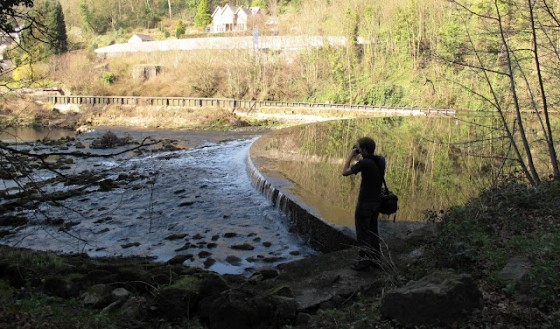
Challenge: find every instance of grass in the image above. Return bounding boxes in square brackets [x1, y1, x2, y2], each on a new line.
[423, 180, 560, 314]
[307, 180, 560, 328]
[0, 291, 116, 329]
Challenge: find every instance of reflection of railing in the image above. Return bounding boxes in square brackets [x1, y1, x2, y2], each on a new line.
[48, 95, 456, 116]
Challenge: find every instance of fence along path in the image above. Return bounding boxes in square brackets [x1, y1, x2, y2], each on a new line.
[48, 95, 456, 117]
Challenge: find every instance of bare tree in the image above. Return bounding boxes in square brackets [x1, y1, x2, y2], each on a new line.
[446, 0, 560, 185]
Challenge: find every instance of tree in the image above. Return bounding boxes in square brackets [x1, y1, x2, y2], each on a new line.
[44, 0, 68, 55]
[175, 19, 185, 38]
[19, 0, 68, 62]
[252, 0, 268, 9]
[194, 0, 212, 28]
[445, 0, 560, 184]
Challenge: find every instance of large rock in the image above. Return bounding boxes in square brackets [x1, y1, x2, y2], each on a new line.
[380, 271, 482, 326]
[199, 288, 297, 329]
[499, 255, 532, 294]
[82, 284, 113, 308]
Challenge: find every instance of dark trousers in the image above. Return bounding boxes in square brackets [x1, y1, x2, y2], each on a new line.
[355, 201, 381, 260]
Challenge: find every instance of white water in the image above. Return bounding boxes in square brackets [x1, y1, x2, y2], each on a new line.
[1, 132, 315, 276]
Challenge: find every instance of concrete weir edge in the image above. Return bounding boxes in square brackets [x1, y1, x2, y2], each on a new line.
[245, 140, 357, 253]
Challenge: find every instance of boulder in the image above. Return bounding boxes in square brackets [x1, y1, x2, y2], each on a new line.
[499, 255, 532, 297]
[199, 288, 297, 329]
[82, 284, 113, 308]
[380, 271, 482, 326]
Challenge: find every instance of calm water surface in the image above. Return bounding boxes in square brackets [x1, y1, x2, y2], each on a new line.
[250, 114, 555, 227]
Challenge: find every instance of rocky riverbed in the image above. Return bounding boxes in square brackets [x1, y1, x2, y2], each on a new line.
[0, 127, 316, 276]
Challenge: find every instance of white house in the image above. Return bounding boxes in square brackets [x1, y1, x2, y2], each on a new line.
[128, 34, 154, 43]
[211, 5, 261, 33]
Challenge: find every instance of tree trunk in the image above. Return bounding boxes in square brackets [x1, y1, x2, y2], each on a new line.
[168, 0, 172, 19]
[495, 0, 540, 185]
[527, 0, 560, 179]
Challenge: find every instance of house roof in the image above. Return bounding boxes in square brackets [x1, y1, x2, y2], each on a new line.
[211, 5, 222, 17]
[130, 34, 153, 41]
[212, 4, 236, 17]
[235, 6, 261, 16]
[212, 5, 261, 18]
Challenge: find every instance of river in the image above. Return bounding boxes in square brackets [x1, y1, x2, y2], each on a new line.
[0, 126, 316, 276]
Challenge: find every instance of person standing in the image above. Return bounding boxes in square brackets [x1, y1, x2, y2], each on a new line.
[341, 136, 386, 271]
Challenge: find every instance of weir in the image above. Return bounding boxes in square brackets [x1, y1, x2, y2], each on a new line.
[246, 142, 357, 253]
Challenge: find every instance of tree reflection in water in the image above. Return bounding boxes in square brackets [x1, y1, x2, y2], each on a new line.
[250, 114, 557, 227]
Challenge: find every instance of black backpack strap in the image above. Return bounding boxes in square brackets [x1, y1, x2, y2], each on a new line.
[372, 156, 390, 192]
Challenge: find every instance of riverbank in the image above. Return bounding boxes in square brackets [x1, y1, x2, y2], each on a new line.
[1, 181, 559, 328]
[1, 99, 559, 328]
[0, 94, 349, 131]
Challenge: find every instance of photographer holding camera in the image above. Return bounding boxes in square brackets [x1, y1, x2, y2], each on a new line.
[342, 136, 386, 271]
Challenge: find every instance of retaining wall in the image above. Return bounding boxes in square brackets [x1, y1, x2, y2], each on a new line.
[48, 95, 456, 117]
[246, 143, 357, 253]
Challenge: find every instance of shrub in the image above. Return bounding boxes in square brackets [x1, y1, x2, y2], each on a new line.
[99, 72, 116, 84]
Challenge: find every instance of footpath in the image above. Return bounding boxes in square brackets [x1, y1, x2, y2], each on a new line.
[250, 220, 434, 312]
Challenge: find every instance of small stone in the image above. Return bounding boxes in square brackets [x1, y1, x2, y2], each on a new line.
[112, 288, 130, 299]
[223, 232, 237, 238]
[174, 243, 192, 252]
[167, 254, 193, 265]
[198, 251, 212, 258]
[203, 258, 216, 268]
[226, 255, 242, 266]
[262, 241, 272, 247]
[231, 243, 254, 251]
[164, 233, 188, 240]
[262, 256, 285, 263]
[121, 242, 141, 249]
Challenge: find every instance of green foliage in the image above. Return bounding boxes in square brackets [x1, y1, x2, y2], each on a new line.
[79, 0, 110, 34]
[1, 247, 69, 273]
[0, 280, 15, 299]
[252, 0, 268, 8]
[44, 0, 68, 55]
[194, 0, 212, 27]
[175, 19, 186, 38]
[170, 276, 202, 291]
[305, 295, 381, 329]
[16, 0, 68, 64]
[430, 180, 560, 309]
[364, 83, 405, 106]
[99, 71, 116, 84]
